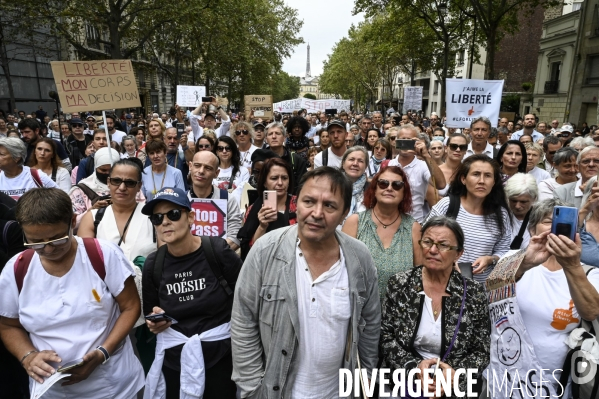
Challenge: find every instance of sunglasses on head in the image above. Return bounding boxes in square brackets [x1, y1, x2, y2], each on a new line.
[217, 146, 231, 152]
[108, 177, 140, 188]
[149, 209, 187, 226]
[235, 130, 249, 136]
[448, 143, 468, 152]
[377, 179, 405, 191]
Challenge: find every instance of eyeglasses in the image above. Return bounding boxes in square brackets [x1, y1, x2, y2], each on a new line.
[217, 146, 231, 152]
[388, 136, 397, 141]
[149, 209, 187, 226]
[419, 239, 459, 252]
[448, 143, 468, 152]
[23, 227, 71, 250]
[197, 144, 211, 149]
[108, 177, 140, 188]
[235, 130, 250, 136]
[71, 124, 83, 128]
[376, 179, 405, 191]
[580, 158, 599, 166]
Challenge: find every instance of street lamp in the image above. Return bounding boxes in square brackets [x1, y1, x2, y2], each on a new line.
[439, 2, 448, 16]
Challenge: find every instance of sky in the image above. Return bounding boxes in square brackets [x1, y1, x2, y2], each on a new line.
[282, 0, 365, 78]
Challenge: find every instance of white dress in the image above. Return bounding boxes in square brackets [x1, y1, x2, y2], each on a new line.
[0, 237, 144, 398]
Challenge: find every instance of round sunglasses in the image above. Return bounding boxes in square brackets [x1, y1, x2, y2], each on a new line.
[377, 179, 405, 191]
[235, 130, 250, 136]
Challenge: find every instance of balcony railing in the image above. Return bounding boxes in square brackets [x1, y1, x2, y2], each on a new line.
[544, 80, 559, 94]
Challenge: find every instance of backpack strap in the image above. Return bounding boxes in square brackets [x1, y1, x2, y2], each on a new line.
[30, 168, 43, 188]
[94, 207, 107, 237]
[201, 236, 233, 296]
[152, 244, 168, 288]
[76, 183, 99, 203]
[445, 194, 460, 219]
[219, 189, 228, 199]
[14, 238, 104, 293]
[228, 173, 235, 190]
[2, 220, 16, 249]
[322, 149, 328, 167]
[51, 167, 57, 182]
[510, 209, 531, 250]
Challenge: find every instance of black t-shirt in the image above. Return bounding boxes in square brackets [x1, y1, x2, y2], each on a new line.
[141, 239, 242, 371]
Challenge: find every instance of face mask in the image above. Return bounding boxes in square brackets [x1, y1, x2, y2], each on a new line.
[96, 171, 109, 184]
[433, 136, 445, 142]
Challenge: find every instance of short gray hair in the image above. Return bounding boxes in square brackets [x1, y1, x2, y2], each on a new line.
[341, 146, 369, 168]
[528, 198, 572, 234]
[525, 142, 544, 159]
[553, 147, 578, 166]
[0, 137, 27, 166]
[122, 135, 137, 150]
[576, 143, 599, 164]
[417, 132, 430, 149]
[570, 137, 595, 152]
[265, 121, 284, 135]
[504, 173, 538, 202]
[421, 215, 465, 251]
[470, 116, 491, 130]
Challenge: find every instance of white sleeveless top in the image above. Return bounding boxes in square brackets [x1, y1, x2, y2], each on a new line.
[92, 204, 156, 262]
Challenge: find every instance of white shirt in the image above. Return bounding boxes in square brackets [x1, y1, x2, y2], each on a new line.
[0, 237, 144, 399]
[538, 177, 562, 201]
[388, 156, 431, 223]
[414, 293, 442, 360]
[313, 147, 343, 169]
[463, 142, 495, 160]
[0, 166, 57, 199]
[544, 159, 557, 177]
[109, 129, 126, 144]
[511, 129, 544, 142]
[528, 166, 551, 185]
[239, 144, 259, 169]
[517, 264, 599, 382]
[213, 165, 250, 206]
[292, 242, 349, 399]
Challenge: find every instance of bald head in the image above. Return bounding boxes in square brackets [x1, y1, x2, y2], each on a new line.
[190, 150, 220, 189]
[192, 150, 219, 168]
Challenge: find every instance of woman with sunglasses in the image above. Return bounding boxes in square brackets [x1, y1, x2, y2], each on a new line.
[343, 166, 421, 301]
[0, 188, 145, 398]
[28, 137, 72, 193]
[213, 136, 249, 206]
[78, 158, 156, 262]
[141, 187, 241, 399]
[439, 134, 468, 187]
[367, 138, 392, 178]
[233, 122, 258, 170]
[386, 127, 400, 158]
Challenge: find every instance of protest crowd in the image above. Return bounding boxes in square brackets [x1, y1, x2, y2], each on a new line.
[1, 101, 599, 399]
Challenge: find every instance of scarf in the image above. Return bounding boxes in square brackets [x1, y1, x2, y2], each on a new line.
[286, 136, 310, 151]
[370, 155, 384, 175]
[349, 173, 367, 215]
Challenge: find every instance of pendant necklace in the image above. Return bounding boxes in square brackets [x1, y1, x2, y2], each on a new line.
[372, 208, 401, 229]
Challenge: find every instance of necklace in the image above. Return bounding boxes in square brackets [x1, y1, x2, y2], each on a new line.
[151, 166, 167, 195]
[372, 208, 401, 229]
[423, 268, 442, 317]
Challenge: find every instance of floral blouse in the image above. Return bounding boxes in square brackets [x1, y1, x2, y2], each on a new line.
[380, 266, 491, 397]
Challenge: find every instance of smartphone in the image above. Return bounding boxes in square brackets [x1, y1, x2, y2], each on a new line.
[396, 139, 415, 151]
[145, 313, 178, 324]
[176, 123, 185, 138]
[263, 190, 277, 209]
[57, 358, 84, 373]
[325, 108, 337, 116]
[201, 96, 212, 103]
[551, 206, 578, 241]
[97, 195, 111, 202]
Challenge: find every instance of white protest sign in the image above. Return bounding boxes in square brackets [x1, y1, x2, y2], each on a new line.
[445, 79, 504, 128]
[176, 85, 207, 107]
[300, 98, 350, 113]
[273, 98, 303, 113]
[402, 87, 423, 113]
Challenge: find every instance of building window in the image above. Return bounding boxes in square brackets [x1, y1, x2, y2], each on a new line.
[457, 50, 465, 67]
[572, 2, 582, 11]
[586, 55, 599, 85]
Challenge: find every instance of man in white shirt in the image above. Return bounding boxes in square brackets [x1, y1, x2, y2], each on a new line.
[315, 113, 328, 130]
[542, 135, 562, 177]
[105, 114, 126, 144]
[388, 124, 447, 223]
[511, 114, 544, 143]
[231, 167, 380, 399]
[553, 146, 599, 208]
[549, 119, 560, 135]
[188, 98, 231, 143]
[463, 116, 497, 160]
[313, 120, 347, 169]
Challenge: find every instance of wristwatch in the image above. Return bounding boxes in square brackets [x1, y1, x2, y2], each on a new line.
[96, 346, 110, 364]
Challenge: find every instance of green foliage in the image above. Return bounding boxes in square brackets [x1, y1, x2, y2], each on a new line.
[501, 94, 521, 112]
[303, 93, 317, 100]
[272, 71, 300, 103]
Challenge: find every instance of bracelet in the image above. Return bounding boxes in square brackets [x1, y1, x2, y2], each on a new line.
[20, 350, 38, 366]
[95, 346, 110, 364]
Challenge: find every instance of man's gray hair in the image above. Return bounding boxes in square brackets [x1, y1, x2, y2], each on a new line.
[504, 173, 538, 202]
[398, 124, 418, 136]
[470, 116, 491, 130]
[570, 137, 595, 151]
[0, 137, 27, 166]
[417, 133, 430, 149]
[265, 121, 285, 135]
[577, 145, 599, 164]
[528, 198, 571, 234]
[553, 147, 578, 166]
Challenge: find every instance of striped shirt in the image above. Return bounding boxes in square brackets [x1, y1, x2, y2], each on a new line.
[426, 196, 512, 284]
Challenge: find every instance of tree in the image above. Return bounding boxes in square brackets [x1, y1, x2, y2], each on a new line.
[303, 93, 316, 100]
[272, 71, 300, 102]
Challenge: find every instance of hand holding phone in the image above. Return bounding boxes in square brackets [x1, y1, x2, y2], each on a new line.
[146, 307, 177, 335]
[551, 206, 578, 241]
[396, 139, 415, 151]
[57, 358, 84, 373]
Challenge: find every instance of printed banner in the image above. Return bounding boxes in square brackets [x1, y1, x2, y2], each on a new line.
[50, 60, 141, 112]
[402, 87, 423, 114]
[273, 98, 351, 113]
[273, 98, 303, 113]
[445, 79, 504, 128]
[190, 198, 227, 237]
[176, 85, 207, 107]
[245, 95, 273, 119]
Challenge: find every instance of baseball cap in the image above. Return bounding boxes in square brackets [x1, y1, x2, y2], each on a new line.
[327, 120, 347, 131]
[70, 118, 84, 125]
[141, 187, 191, 215]
[560, 125, 573, 134]
[204, 113, 217, 120]
[253, 121, 266, 129]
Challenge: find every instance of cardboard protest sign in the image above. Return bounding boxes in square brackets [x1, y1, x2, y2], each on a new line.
[190, 198, 227, 237]
[445, 79, 504, 128]
[50, 60, 141, 112]
[245, 95, 273, 119]
[176, 85, 207, 107]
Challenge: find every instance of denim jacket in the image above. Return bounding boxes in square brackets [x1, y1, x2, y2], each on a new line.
[231, 225, 381, 399]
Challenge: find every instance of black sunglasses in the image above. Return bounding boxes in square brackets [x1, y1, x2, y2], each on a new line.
[217, 146, 231, 152]
[448, 143, 468, 152]
[377, 179, 405, 191]
[71, 124, 83, 128]
[235, 130, 249, 136]
[108, 177, 140, 188]
[149, 209, 187, 226]
[197, 144, 211, 149]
